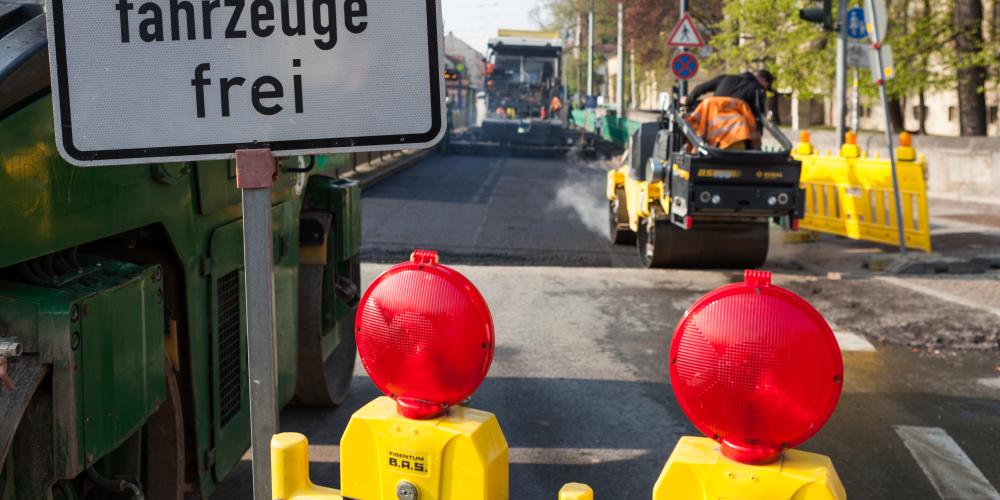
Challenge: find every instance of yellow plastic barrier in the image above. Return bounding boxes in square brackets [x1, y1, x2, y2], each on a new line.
[794, 132, 932, 252]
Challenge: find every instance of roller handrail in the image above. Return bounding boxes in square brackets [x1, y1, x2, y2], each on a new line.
[670, 109, 793, 164]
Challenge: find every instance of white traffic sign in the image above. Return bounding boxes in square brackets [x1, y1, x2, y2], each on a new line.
[667, 13, 705, 48]
[45, 0, 446, 166]
[847, 41, 869, 68]
[869, 43, 895, 83]
[864, 0, 888, 44]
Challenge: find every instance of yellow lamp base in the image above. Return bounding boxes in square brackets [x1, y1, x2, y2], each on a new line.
[652, 437, 846, 500]
[340, 396, 509, 500]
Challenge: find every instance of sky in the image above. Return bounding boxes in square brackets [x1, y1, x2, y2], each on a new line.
[441, 0, 549, 55]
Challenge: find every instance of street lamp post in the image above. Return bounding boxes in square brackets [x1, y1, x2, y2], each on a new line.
[587, 0, 595, 100]
[616, 2, 625, 114]
[835, 0, 848, 143]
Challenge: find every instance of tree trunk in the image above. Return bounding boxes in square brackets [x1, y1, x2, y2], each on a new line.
[918, 89, 927, 134]
[889, 97, 905, 132]
[955, 0, 988, 136]
[918, 0, 930, 135]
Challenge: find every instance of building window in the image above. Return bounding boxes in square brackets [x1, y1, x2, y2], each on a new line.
[912, 105, 928, 121]
[990, 106, 999, 124]
[948, 106, 957, 122]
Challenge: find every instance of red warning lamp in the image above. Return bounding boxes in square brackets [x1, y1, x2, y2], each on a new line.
[669, 270, 843, 465]
[355, 250, 495, 420]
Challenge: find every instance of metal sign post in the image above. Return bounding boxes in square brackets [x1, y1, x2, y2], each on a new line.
[865, 0, 907, 253]
[847, 7, 868, 133]
[235, 149, 280, 500]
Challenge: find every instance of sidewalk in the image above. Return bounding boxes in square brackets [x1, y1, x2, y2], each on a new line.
[768, 196, 1000, 328]
[337, 148, 435, 189]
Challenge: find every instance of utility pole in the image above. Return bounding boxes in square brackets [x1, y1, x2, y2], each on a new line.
[616, 2, 625, 114]
[587, 0, 595, 100]
[576, 14, 582, 99]
[630, 42, 636, 110]
[835, 0, 848, 141]
[852, 68, 860, 133]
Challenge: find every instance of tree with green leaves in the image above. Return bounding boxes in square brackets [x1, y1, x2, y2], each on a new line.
[709, 0, 833, 100]
[544, 0, 988, 135]
[711, 0, 964, 134]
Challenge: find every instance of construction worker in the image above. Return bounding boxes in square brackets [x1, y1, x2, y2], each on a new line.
[682, 69, 774, 123]
[549, 95, 563, 119]
[681, 69, 774, 149]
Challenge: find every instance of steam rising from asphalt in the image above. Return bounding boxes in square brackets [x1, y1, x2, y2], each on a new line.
[551, 157, 617, 239]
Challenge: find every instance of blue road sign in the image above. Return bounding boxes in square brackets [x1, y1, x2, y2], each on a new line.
[671, 52, 699, 81]
[847, 8, 868, 39]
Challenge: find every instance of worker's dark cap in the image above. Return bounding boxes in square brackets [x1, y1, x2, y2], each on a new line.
[757, 69, 775, 91]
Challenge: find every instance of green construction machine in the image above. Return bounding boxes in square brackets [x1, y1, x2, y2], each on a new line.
[0, 2, 362, 498]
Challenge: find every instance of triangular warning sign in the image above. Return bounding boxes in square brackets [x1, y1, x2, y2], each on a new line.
[667, 13, 705, 48]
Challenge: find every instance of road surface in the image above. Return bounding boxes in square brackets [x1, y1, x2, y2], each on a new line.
[213, 153, 1000, 499]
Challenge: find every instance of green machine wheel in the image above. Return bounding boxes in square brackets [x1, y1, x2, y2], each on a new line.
[294, 209, 360, 406]
[294, 261, 358, 406]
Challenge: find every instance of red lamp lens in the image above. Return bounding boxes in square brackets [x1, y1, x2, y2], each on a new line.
[356, 250, 494, 419]
[669, 270, 843, 464]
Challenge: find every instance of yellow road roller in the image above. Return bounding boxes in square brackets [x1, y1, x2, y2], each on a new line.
[607, 97, 805, 268]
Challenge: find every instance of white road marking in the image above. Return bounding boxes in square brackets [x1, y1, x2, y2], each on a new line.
[246, 444, 650, 465]
[978, 377, 1000, 390]
[894, 426, 1000, 500]
[878, 276, 1000, 320]
[834, 332, 877, 352]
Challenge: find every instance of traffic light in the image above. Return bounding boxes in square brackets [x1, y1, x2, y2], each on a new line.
[800, 0, 836, 31]
[444, 69, 460, 81]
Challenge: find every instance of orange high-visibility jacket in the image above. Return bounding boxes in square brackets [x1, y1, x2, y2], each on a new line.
[686, 96, 760, 150]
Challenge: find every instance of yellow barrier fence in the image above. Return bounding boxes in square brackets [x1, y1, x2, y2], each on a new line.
[794, 132, 932, 252]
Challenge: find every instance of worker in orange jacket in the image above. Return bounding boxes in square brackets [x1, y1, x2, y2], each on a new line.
[550, 96, 563, 116]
